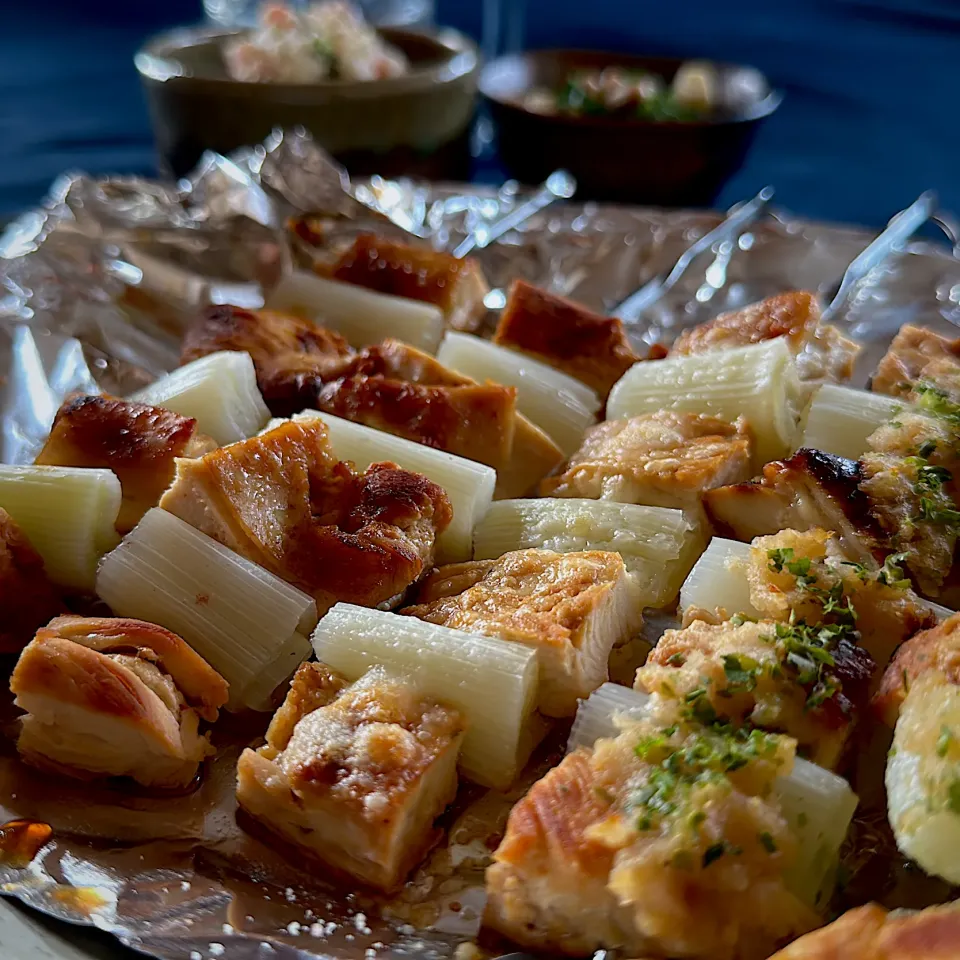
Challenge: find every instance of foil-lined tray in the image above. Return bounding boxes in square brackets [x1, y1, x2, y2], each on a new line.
[1, 128, 960, 960]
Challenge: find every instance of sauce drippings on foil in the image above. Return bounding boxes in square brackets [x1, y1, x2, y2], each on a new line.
[0, 819, 52, 867]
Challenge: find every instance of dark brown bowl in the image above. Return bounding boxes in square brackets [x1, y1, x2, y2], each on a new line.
[480, 49, 782, 206]
[136, 25, 479, 181]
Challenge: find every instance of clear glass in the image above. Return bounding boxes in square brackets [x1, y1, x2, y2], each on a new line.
[204, 0, 433, 28]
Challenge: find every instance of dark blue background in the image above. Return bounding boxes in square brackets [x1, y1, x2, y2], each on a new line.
[2, 0, 958, 225]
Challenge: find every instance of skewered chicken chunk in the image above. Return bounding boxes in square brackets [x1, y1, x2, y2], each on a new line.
[402, 549, 640, 717]
[541, 411, 753, 512]
[35, 395, 215, 533]
[160, 418, 452, 614]
[11, 615, 228, 788]
[872, 324, 960, 398]
[237, 662, 464, 891]
[671, 291, 860, 383]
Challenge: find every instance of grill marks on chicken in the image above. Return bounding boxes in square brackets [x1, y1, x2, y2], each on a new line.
[236, 662, 464, 891]
[10, 615, 227, 788]
[159, 418, 452, 614]
[671, 291, 860, 383]
[35, 395, 215, 533]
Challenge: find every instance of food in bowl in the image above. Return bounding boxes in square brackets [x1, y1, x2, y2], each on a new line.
[523, 61, 718, 121]
[224, 0, 408, 83]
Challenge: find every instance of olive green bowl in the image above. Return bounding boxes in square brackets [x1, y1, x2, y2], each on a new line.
[135, 24, 479, 180]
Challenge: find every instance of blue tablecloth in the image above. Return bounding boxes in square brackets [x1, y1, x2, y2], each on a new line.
[2, 0, 958, 226]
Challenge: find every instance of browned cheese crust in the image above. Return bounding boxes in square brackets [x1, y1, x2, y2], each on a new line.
[494, 279, 641, 397]
[35, 394, 214, 533]
[159, 418, 452, 613]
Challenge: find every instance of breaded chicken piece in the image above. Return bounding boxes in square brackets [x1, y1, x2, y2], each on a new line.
[767, 901, 960, 959]
[540, 411, 753, 511]
[402, 549, 640, 717]
[319, 233, 489, 333]
[236, 663, 464, 891]
[735, 528, 936, 672]
[671, 291, 860, 383]
[11, 615, 228, 788]
[35, 395, 215, 533]
[873, 616, 960, 885]
[159, 419, 452, 614]
[704, 449, 883, 566]
[872, 324, 960, 398]
[0, 509, 63, 653]
[493, 279, 641, 397]
[485, 720, 816, 960]
[637, 616, 873, 769]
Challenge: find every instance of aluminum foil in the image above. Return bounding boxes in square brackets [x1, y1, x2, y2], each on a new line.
[2, 128, 960, 959]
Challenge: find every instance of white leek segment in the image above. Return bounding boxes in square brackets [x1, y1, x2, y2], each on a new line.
[96, 508, 318, 710]
[679, 537, 758, 622]
[130, 351, 270, 446]
[281, 410, 496, 563]
[607, 339, 802, 465]
[266, 270, 445, 354]
[474, 498, 705, 608]
[799, 384, 903, 459]
[436, 331, 600, 454]
[311, 603, 540, 790]
[0, 464, 121, 592]
[567, 682, 858, 907]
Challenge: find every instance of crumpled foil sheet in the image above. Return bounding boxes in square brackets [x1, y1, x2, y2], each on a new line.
[2, 128, 960, 959]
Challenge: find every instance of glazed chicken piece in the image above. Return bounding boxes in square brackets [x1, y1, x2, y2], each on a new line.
[10, 615, 228, 788]
[317, 233, 490, 333]
[540, 411, 753, 512]
[730, 528, 937, 672]
[181, 306, 563, 497]
[485, 719, 817, 959]
[493, 279, 642, 397]
[637, 614, 874, 770]
[703, 449, 882, 567]
[767, 901, 960, 959]
[402, 549, 641, 717]
[159, 419, 452, 614]
[236, 662, 464, 891]
[671, 291, 861, 383]
[35, 395, 215, 533]
[872, 615, 960, 885]
[871, 324, 960, 398]
[0, 508, 63, 653]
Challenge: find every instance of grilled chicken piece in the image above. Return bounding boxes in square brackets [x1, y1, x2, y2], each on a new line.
[485, 720, 816, 959]
[159, 419, 452, 614]
[316, 233, 489, 333]
[181, 307, 563, 497]
[767, 901, 960, 959]
[637, 615, 873, 769]
[872, 324, 960, 398]
[731, 528, 936, 673]
[703, 449, 882, 566]
[236, 663, 464, 891]
[182, 305, 357, 387]
[540, 411, 752, 511]
[493, 279, 641, 397]
[11, 615, 228, 787]
[671, 291, 860, 383]
[35, 395, 215, 533]
[871, 615, 960, 884]
[0, 509, 63, 653]
[402, 549, 640, 717]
